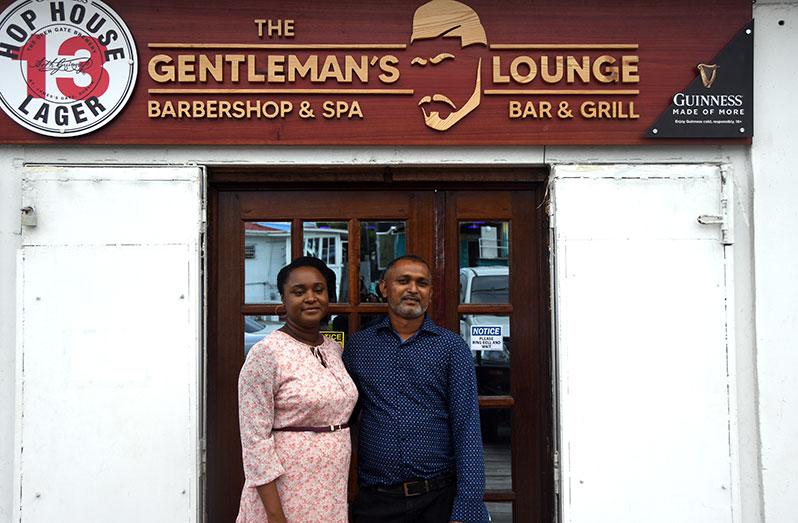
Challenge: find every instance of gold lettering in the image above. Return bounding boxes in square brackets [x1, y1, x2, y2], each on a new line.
[177, 100, 190, 118]
[207, 100, 218, 118]
[148, 100, 161, 117]
[219, 100, 232, 118]
[621, 55, 639, 83]
[510, 56, 536, 84]
[268, 19, 282, 37]
[148, 54, 174, 83]
[256, 19, 294, 38]
[288, 55, 317, 82]
[319, 55, 344, 82]
[225, 55, 246, 83]
[254, 19, 265, 38]
[580, 100, 639, 118]
[345, 56, 368, 83]
[566, 56, 590, 83]
[378, 55, 399, 83]
[540, 56, 563, 83]
[198, 55, 223, 83]
[493, 56, 509, 84]
[161, 100, 176, 118]
[508, 100, 552, 119]
[177, 55, 196, 82]
[262, 101, 280, 118]
[246, 100, 261, 118]
[268, 55, 285, 82]
[248, 55, 265, 82]
[593, 55, 618, 83]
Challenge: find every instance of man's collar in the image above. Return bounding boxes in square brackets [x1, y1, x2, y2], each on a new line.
[376, 313, 440, 335]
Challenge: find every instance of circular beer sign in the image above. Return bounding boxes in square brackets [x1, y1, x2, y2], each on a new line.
[0, 0, 137, 137]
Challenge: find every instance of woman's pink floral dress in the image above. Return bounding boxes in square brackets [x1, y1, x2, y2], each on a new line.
[237, 330, 358, 522]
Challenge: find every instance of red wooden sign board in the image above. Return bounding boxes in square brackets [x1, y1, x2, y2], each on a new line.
[0, 0, 753, 145]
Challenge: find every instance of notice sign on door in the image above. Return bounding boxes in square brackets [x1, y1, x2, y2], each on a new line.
[470, 325, 504, 351]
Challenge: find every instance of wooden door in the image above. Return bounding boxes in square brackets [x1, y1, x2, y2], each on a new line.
[208, 177, 551, 523]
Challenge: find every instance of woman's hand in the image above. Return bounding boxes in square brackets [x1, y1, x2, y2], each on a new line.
[257, 481, 288, 523]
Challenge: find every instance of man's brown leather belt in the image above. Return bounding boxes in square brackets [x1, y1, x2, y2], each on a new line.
[374, 473, 454, 497]
[272, 422, 349, 433]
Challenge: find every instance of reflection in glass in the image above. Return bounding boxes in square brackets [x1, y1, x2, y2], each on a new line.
[461, 314, 510, 396]
[359, 222, 406, 303]
[244, 315, 282, 359]
[459, 221, 509, 305]
[244, 222, 291, 304]
[482, 408, 511, 490]
[304, 222, 349, 302]
[325, 314, 349, 348]
[485, 502, 512, 523]
[459, 221, 509, 269]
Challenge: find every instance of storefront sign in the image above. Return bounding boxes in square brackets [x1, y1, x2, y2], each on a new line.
[0, 0, 137, 137]
[645, 21, 753, 138]
[0, 0, 752, 144]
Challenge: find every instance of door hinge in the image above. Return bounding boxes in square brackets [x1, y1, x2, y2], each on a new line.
[697, 167, 733, 245]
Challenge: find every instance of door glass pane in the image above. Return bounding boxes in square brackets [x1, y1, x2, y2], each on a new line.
[304, 221, 349, 302]
[244, 221, 291, 303]
[459, 221, 509, 304]
[485, 502, 512, 523]
[244, 314, 282, 359]
[483, 407, 512, 490]
[325, 314, 349, 348]
[461, 314, 511, 396]
[360, 221, 406, 302]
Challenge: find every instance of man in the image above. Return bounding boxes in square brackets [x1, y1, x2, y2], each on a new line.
[343, 255, 489, 523]
[409, 0, 488, 131]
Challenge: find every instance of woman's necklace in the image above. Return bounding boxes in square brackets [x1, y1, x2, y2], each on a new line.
[281, 324, 326, 367]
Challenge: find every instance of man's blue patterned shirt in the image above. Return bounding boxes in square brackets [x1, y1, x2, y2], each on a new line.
[343, 314, 489, 523]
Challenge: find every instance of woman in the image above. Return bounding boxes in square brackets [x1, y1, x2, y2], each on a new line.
[237, 256, 358, 522]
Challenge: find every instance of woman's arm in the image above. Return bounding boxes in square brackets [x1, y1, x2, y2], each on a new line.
[256, 481, 287, 523]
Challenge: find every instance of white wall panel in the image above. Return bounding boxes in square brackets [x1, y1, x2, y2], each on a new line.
[752, 5, 798, 523]
[14, 167, 202, 523]
[553, 165, 737, 523]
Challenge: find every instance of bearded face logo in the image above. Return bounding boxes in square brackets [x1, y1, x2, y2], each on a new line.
[410, 0, 487, 131]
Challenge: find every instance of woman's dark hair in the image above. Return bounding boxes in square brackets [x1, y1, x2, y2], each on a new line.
[276, 256, 337, 302]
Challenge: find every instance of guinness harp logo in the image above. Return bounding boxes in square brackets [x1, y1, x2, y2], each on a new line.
[697, 63, 720, 88]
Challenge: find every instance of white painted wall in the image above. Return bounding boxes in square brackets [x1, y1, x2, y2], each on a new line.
[0, 144, 758, 523]
[751, 3, 798, 523]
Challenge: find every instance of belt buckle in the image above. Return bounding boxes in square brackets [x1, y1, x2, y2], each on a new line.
[402, 479, 428, 497]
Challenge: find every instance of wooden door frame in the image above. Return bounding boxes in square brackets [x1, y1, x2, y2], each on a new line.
[206, 166, 552, 523]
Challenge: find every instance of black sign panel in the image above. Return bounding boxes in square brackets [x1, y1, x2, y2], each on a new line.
[645, 20, 753, 139]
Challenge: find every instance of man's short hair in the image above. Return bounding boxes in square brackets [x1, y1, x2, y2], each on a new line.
[381, 254, 432, 281]
[411, 0, 487, 47]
